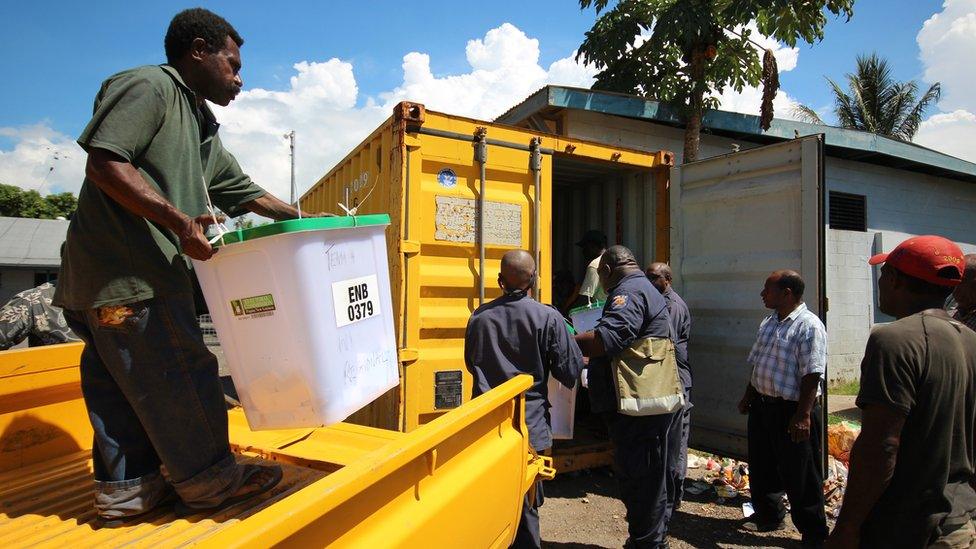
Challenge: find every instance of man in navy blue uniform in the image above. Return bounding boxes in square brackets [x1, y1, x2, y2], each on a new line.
[465, 249, 584, 548]
[647, 262, 692, 525]
[576, 246, 676, 548]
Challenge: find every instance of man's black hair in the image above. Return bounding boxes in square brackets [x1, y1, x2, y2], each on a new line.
[165, 8, 243, 64]
[775, 271, 805, 299]
[603, 245, 638, 269]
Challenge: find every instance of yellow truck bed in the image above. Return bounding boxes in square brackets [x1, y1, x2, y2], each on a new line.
[0, 344, 552, 547]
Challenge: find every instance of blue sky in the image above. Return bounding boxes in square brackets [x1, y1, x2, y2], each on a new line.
[1, 0, 973, 198]
[0, 0, 945, 135]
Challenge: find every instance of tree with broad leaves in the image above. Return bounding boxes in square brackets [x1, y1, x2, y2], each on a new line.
[792, 53, 940, 142]
[0, 184, 78, 219]
[577, 0, 854, 163]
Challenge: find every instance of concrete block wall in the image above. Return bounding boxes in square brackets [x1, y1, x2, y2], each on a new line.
[825, 157, 976, 382]
[825, 228, 876, 381]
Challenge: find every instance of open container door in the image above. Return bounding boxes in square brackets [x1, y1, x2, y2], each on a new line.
[670, 135, 825, 460]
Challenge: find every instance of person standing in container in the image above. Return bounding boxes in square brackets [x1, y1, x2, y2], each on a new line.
[464, 249, 584, 548]
[737, 270, 828, 548]
[575, 229, 608, 306]
[646, 262, 692, 525]
[575, 246, 680, 548]
[54, 8, 327, 525]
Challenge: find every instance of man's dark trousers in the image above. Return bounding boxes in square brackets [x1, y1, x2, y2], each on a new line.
[512, 480, 544, 548]
[606, 411, 674, 548]
[747, 396, 828, 541]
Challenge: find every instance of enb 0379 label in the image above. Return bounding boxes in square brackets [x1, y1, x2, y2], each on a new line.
[332, 274, 382, 328]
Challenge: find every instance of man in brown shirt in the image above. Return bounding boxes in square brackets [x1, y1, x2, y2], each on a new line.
[827, 236, 976, 549]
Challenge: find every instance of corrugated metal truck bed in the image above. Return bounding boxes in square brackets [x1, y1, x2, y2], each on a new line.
[0, 451, 326, 548]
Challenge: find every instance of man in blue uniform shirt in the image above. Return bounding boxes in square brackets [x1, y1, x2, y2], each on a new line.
[465, 249, 584, 548]
[646, 262, 692, 525]
[576, 246, 676, 548]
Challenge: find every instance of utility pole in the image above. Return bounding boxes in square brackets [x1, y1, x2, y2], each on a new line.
[284, 130, 296, 205]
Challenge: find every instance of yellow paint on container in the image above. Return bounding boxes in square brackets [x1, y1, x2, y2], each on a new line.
[301, 102, 673, 432]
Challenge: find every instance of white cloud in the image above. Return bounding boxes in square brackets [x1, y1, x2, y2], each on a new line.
[213, 22, 595, 204]
[0, 124, 86, 195]
[916, 109, 976, 162]
[918, 0, 976, 112]
[0, 23, 596, 205]
[380, 23, 594, 121]
[914, 0, 976, 163]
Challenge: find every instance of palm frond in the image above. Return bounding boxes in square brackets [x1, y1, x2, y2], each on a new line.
[791, 104, 826, 125]
[897, 82, 942, 141]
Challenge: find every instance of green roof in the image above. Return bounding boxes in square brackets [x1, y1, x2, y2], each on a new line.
[495, 86, 976, 183]
[212, 214, 390, 247]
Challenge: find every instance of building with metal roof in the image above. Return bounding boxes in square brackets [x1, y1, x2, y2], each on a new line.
[497, 86, 976, 381]
[0, 217, 68, 302]
[496, 85, 976, 183]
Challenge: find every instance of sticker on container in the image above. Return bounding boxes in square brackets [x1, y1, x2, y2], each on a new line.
[230, 294, 276, 319]
[332, 274, 382, 328]
[437, 168, 457, 189]
[434, 370, 463, 409]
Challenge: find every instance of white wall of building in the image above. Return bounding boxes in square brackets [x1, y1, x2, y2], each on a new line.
[561, 110, 976, 382]
[825, 159, 976, 380]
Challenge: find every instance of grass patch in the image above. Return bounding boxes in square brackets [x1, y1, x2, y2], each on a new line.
[828, 413, 861, 428]
[828, 380, 860, 396]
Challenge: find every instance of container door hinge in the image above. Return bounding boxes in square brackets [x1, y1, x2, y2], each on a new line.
[399, 348, 419, 363]
[400, 239, 421, 255]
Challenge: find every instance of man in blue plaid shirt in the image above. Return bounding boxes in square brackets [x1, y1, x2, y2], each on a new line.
[738, 270, 828, 549]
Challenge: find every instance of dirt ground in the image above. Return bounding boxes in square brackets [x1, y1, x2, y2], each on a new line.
[540, 467, 805, 549]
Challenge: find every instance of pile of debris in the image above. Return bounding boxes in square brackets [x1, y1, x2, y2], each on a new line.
[686, 455, 750, 502]
[684, 421, 862, 519]
[824, 421, 860, 518]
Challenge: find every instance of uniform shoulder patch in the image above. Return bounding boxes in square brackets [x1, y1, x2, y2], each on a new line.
[611, 294, 629, 310]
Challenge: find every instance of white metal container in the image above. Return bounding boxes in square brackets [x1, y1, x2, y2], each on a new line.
[193, 215, 398, 430]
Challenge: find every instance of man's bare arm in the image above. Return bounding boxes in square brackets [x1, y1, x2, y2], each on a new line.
[85, 148, 217, 260]
[243, 193, 335, 221]
[574, 330, 606, 358]
[826, 403, 906, 549]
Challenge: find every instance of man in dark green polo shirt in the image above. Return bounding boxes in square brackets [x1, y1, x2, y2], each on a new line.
[54, 9, 322, 524]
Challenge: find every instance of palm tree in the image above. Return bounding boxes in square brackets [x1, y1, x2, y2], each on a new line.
[793, 53, 940, 141]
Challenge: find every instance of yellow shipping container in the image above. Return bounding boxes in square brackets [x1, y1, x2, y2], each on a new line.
[302, 103, 673, 466]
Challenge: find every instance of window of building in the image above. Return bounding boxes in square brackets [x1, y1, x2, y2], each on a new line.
[34, 272, 57, 286]
[829, 191, 867, 231]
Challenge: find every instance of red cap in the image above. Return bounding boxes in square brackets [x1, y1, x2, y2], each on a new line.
[868, 235, 964, 287]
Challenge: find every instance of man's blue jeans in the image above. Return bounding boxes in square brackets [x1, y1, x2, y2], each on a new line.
[65, 293, 245, 518]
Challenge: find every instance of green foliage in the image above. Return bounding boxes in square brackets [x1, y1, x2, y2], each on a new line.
[793, 54, 940, 141]
[0, 184, 78, 219]
[43, 192, 79, 219]
[577, 0, 854, 161]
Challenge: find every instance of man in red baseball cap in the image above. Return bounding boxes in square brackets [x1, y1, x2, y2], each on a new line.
[828, 236, 976, 548]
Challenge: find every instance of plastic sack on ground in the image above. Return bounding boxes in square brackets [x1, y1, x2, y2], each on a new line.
[827, 421, 860, 464]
